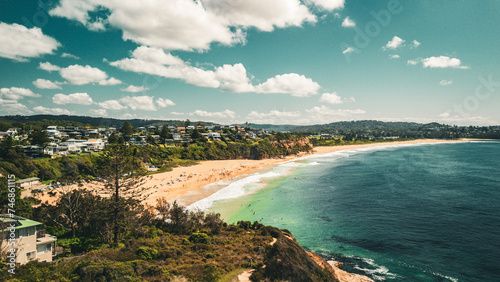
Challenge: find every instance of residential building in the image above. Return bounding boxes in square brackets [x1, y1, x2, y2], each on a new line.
[1, 215, 57, 265]
[15, 177, 40, 189]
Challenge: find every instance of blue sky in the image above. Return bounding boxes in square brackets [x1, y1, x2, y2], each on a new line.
[1, 0, 499, 125]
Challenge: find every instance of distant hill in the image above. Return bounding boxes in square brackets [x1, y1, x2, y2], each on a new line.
[0, 115, 216, 128]
[291, 120, 424, 133]
[236, 123, 299, 132]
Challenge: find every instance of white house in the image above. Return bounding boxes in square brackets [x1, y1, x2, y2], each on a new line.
[6, 128, 18, 135]
[84, 139, 105, 151]
[46, 126, 61, 138]
[60, 139, 87, 152]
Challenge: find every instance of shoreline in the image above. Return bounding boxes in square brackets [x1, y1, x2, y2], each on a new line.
[26, 139, 467, 207]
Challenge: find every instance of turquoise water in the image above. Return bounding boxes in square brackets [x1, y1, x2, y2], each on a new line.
[199, 142, 500, 281]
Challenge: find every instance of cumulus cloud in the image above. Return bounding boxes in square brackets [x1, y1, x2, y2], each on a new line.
[33, 105, 72, 115]
[0, 22, 60, 62]
[53, 93, 93, 105]
[389, 54, 400, 59]
[48, 0, 345, 51]
[110, 46, 320, 96]
[121, 85, 149, 92]
[308, 0, 345, 11]
[98, 99, 125, 110]
[156, 98, 175, 108]
[0, 100, 33, 115]
[0, 87, 41, 100]
[319, 92, 344, 104]
[255, 73, 320, 97]
[247, 110, 301, 124]
[33, 78, 62, 89]
[39, 62, 61, 72]
[171, 109, 237, 119]
[40, 63, 122, 85]
[90, 109, 107, 116]
[412, 40, 421, 48]
[341, 17, 355, 27]
[204, 0, 316, 32]
[384, 36, 404, 50]
[305, 106, 365, 123]
[440, 80, 453, 85]
[98, 95, 172, 111]
[422, 56, 469, 69]
[407, 59, 419, 66]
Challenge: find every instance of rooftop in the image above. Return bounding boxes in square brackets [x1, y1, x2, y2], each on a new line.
[0, 214, 41, 230]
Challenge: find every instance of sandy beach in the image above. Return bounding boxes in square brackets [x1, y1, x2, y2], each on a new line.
[25, 139, 467, 207]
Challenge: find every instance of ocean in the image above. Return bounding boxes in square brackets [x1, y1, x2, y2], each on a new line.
[189, 141, 500, 281]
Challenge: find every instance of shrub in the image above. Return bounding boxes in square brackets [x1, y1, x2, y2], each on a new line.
[136, 247, 158, 260]
[188, 232, 210, 244]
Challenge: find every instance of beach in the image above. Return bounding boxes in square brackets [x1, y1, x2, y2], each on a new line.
[24, 139, 467, 207]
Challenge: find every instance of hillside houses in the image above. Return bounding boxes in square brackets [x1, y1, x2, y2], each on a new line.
[2, 122, 270, 158]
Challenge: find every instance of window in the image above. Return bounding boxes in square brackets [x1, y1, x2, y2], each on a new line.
[26, 251, 36, 261]
[37, 244, 52, 254]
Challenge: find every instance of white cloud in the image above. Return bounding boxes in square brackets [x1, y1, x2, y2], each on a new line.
[0, 87, 41, 100]
[0, 22, 60, 62]
[215, 63, 255, 93]
[0, 100, 33, 115]
[110, 46, 320, 96]
[412, 40, 421, 48]
[61, 52, 80, 59]
[118, 96, 156, 111]
[156, 98, 175, 108]
[53, 93, 93, 105]
[384, 36, 404, 50]
[255, 73, 320, 97]
[121, 85, 149, 92]
[204, 0, 316, 32]
[440, 80, 453, 86]
[90, 109, 107, 116]
[305, 106, 365, 123]
[308, 0, 345, 11]
[60, 64, 105, 85]
[33, 78, 62, 89]
[319, 92, 343, 104]
[39, 62, 61, 72]
[407, 59, 419, 66]
[98, 77, 122, 85]
[98, 99, 125, 110]
[439, 112, 450, 118]
[33, 105, 72, 115]
[42, 63, 122, 85]
[171, 109, 237, 119]
[389, 54, 400, 59]
[341, 17, 355, 27]
[422, 56, 469, 69]
[342, 47, 355, 54]
[98, 95, 169, 111]
[247, 110, 301, 124]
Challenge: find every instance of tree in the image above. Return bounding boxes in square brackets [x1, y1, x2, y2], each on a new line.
[191, 129, 205, 143]
[94, 144, 145, 246]
[30, 128, 50, 148]
[159, 125, 171, 144]
[184, 119, 191, 127]
[121, 122, 134, 141]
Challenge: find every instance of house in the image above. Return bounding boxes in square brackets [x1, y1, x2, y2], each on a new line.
[15, 177, 40, 189]
[46, 126, 60, 138]
[148, 126, 157, 131]
[167, 125, 176, 131]
[196, 125, 204, 130]
[22, 145, 44, 158]
[6, 128, 18, 135]
[1, 215, 57, 265]
[84, 139, 105, 151]
[186, 126, 195, 130]
[208, 132, 221, 140]
[177, 127, 186, 133]
[137, 127, 146, 132]
[60, 139, 87, 152]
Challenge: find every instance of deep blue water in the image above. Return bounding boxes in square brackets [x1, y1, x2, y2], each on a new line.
[215, 142, 500, 281]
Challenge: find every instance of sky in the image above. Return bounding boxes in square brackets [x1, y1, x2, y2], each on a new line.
[0, 0, 499, 125]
